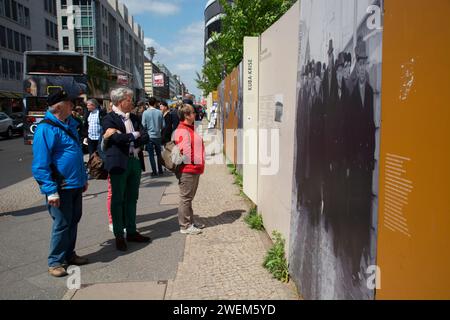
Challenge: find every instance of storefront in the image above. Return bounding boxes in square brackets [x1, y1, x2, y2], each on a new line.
[0, 91, 23, 115]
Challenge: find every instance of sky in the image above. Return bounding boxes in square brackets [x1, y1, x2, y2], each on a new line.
[127, 0, 206, 99]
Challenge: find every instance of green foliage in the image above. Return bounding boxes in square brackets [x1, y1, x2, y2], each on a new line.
[263, 231, 289, 283]
[198, 0, 297, 94]
[244, 207, 264, 230]
[227, 163, 236, 174]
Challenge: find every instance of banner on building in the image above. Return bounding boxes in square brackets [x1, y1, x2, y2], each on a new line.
[153, 73, 165, 87]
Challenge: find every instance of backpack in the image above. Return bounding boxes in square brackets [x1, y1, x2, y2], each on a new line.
[161, 141, 183, 173]
[87, 151, 108, 180]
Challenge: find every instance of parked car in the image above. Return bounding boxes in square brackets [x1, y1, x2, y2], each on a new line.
[9, 112, 24, 134]
[0, 112, 13, 138]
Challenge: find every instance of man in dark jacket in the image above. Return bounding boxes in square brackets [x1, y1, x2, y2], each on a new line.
[346, 38, 376, 283]
[102, 87, 151, 251]
[160, 101, 173, 145]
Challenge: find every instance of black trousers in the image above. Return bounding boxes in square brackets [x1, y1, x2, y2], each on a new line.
[88, 139, 99, 157]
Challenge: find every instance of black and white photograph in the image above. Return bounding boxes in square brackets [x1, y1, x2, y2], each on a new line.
[290, 0, 383, 300]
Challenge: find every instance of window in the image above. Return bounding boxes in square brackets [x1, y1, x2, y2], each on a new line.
[81, 17, 91, 27]
[63, 36, 69, 50]
[0, 25, 5, 47]
[4, 0, 10, 18]
[9, 60, 15, 79]
[62, 16, 68, 29]
[13, 30, 19, 51]
[7, 28, 13, 49]
[20, 34, 25, 52]
[1, 59, 8, 79]
[15, 61, 21, 80]
[44, 0, 57, 16]
[17, 4, 23, 25]
[24, 7, 29, 28]
[11, 0, 16, 21]
[61, 0, 67, 9]
[0, 0, 5, 17]
[26, 36, 31, 50]
[45, 19, 49, 37]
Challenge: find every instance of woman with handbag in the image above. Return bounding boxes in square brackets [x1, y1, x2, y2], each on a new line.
[173, 104, 206, 235]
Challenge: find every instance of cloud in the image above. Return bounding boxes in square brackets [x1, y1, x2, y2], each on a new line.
[180, 21, 204, 37]
[144, 37, 173, 60]
[125, 0, 180, 16]
[144, 21, 205, 98]
[176, 63, 198, 71]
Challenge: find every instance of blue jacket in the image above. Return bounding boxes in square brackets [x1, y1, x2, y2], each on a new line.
[141, 108, 165, 139]
[32, 111, 87, 195]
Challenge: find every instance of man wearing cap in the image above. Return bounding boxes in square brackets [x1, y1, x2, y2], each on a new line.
[346, 37, 376, 283]
[32, 90, 89, 278]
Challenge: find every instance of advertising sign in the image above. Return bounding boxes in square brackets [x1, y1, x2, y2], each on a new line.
[153, 73, 165, 87]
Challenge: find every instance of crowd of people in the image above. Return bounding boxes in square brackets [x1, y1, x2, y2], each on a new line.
[295, 37, 376, 283]
[31, 90, 206, 278]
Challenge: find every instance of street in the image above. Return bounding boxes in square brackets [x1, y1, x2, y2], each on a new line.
[0, 135, 34, 189]
[0, 143, 186, 299]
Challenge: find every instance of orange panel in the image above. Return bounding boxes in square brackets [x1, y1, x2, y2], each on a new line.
[223, 66, 240, 165]
[376, 0, 450, 299]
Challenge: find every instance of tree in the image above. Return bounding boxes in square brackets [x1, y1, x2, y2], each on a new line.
[147, 47, 156, 62]
[198, 0, 297, 95]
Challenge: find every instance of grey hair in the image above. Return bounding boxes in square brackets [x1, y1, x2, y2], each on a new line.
[48, 101, 65, 114]
[110, 87, 134, 105]
[86, 98, 99, 107]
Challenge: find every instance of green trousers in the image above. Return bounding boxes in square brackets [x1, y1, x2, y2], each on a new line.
[110, 158, 142, 237]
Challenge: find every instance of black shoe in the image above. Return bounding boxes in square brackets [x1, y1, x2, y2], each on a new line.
[115, 236, 127, 251]
[126, 232, 151, 243]
[151, 173, 158, 177]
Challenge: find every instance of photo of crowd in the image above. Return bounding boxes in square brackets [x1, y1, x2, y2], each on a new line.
[290, 0, 383, 300]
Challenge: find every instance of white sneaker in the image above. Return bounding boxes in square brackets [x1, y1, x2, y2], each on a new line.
[108, 224, 113, 232]
[180, 225, 202, 235]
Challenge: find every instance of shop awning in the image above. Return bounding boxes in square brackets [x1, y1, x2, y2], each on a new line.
[0, 91, 22, 99]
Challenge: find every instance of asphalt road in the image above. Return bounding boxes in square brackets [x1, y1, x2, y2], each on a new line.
[0, 135, 34, 189]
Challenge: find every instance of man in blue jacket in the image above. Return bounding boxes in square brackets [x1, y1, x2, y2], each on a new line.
[32, 90, 89, 278]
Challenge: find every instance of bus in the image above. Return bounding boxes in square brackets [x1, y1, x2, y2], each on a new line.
[23, 51, 133, 144]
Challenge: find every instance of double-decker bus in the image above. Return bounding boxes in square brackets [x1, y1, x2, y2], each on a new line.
[23, 51, 133, 144]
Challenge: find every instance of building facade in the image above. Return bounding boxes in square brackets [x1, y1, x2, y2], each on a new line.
[0, 0, 59, 113]
[56, 0, 145, 100]
[144, 58, 169, 101]
[144, 57, 153, 98]
[204, 0, 232, 58]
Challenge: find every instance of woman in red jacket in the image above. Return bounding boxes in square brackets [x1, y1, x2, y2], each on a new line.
[174, 104, 205, 235]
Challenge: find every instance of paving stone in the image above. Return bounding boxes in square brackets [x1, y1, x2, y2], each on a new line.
[167, 131, 299, 300]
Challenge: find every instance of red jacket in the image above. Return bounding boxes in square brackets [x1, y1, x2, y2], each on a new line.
[174, 122, 205, 174]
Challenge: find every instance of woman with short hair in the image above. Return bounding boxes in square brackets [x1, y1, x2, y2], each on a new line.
[173, 104, 205, 235]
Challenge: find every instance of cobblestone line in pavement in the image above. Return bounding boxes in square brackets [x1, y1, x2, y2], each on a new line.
[166, 161, 299, 300]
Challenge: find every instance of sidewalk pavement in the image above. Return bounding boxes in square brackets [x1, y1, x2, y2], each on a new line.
[165, 162, 299, 300]
[65, 123, 299, 300]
